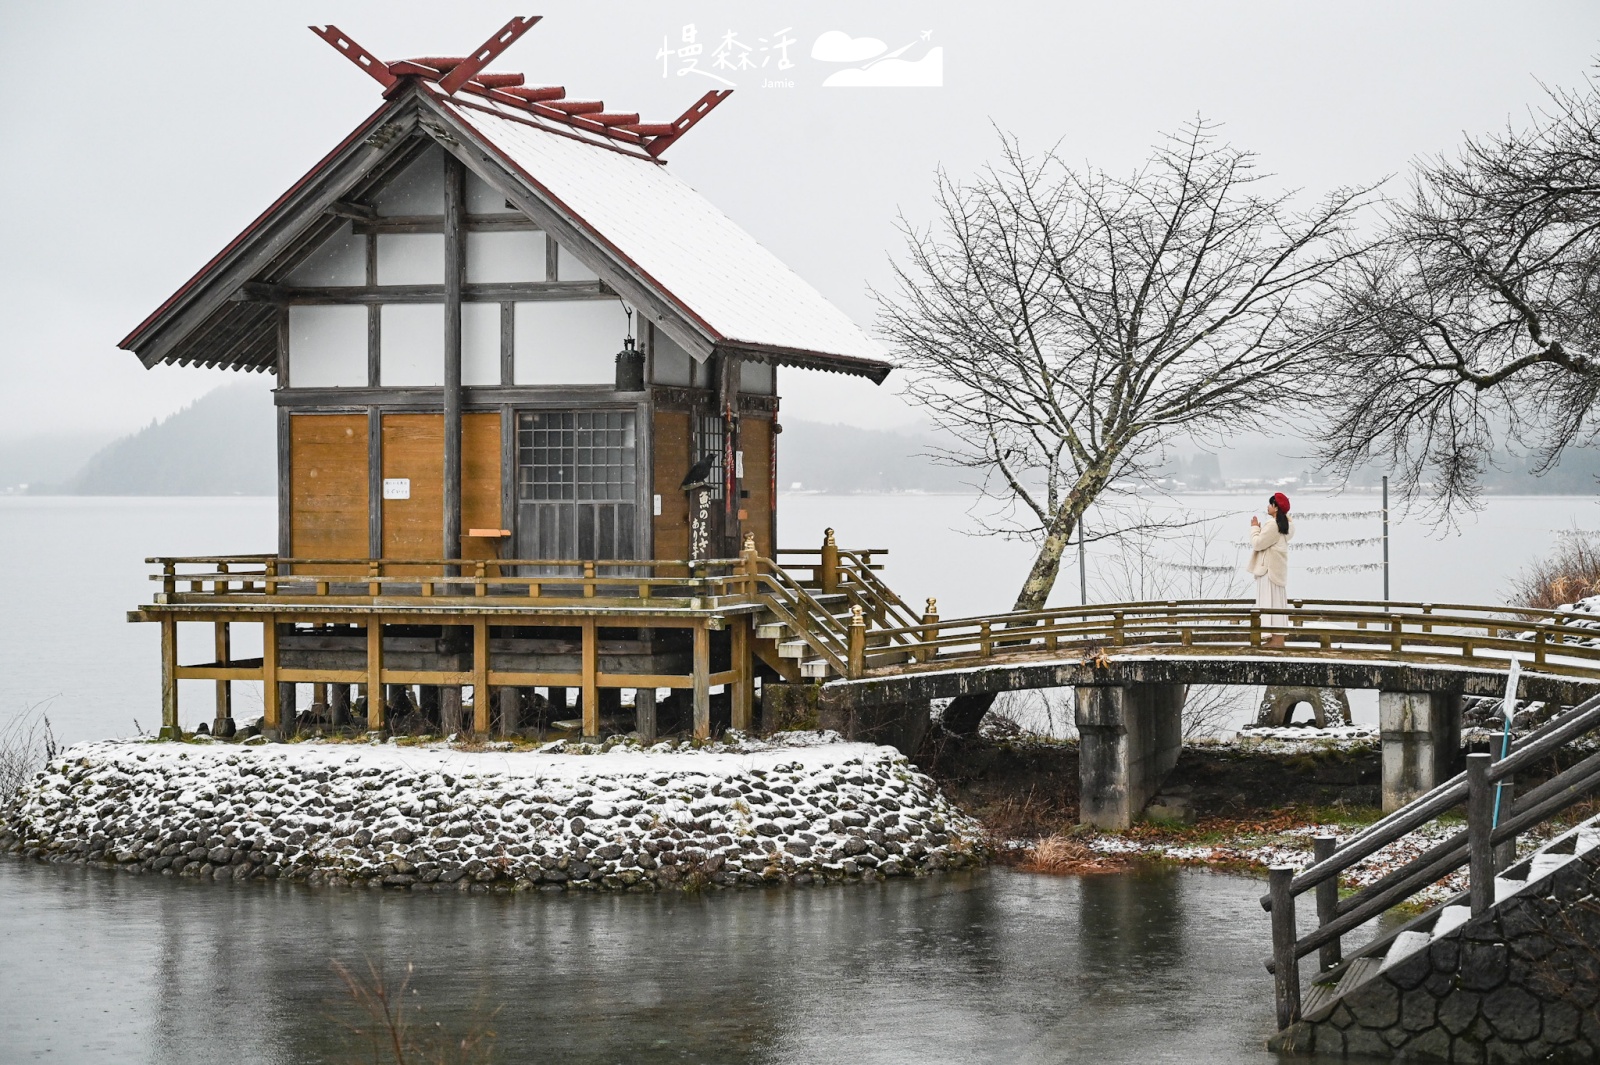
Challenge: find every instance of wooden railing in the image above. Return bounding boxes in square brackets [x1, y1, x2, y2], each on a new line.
[848, 597, 1600, 681]
[1260, 689, 1600, 1030]
[149, 555, 760, 606]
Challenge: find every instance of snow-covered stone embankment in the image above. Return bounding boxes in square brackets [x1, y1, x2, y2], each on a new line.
[0, 733, 983, 891]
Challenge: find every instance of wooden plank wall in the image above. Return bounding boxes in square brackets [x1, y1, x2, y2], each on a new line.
[381, 414, 445, 561]
[741, 413, 774, 557]
[652, 409, 692, 562]
[379, 412, 502, 563]
[461, 412, 502, 562]
[290, 413, 368, 572]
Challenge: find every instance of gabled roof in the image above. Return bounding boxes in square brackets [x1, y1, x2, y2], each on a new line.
[120, 20, 891, 384]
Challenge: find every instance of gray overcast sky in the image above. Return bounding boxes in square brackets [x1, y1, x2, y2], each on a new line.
[2, 0, 1598, 441]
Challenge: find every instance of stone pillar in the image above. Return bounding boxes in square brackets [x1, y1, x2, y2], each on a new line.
[496, 687, 520, 737]
[1074, 683, 1187, 829]
[328, 684, 350, 728]
[761, 682, 821, 734]
[635, 688, 657, 743]
[1380, 691, 1462, 811]
[440, 686, 465, 735]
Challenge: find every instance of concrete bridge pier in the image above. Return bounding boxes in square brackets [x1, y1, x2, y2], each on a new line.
[1379, 690, 1462, 812]
[1075, 683, 1186, 829]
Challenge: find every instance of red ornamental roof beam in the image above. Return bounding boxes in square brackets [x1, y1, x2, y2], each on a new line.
[503, 85, 567, 102]
[307, 21, 730, 159]
[439, 15, 541, 95]
[645, 90, 732, 159]
[309, 25, 396, 89]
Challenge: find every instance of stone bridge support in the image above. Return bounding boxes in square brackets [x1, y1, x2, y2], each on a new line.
[1380, 691, 1462, 812]
[1075, 683, 1186, 829]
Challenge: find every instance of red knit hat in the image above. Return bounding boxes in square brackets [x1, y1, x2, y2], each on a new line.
[1271, 492, 1291, 514]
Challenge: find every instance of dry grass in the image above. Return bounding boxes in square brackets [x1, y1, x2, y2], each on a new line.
[1016, 834, 1131, 874]
[0, 703, 57, 805]
[332, 958, 498, 1065]
[1508, 529, 1600, 609]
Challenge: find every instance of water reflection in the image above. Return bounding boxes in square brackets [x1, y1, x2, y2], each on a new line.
[2, 859, 1347, 1064]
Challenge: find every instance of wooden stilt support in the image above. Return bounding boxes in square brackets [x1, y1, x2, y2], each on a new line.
[732, 617, 753, 732]
[473, 617, 491, 733]
[279, 683, 298, 738]
[262, 614, 280, 739]
[635, 687, 657, 743]
[365, 618, 383, 736]
[692, 621, 711, 741]
[581, 618, 599, 740]
[212, 621, 235, 736]
[159, 615, 180, 739]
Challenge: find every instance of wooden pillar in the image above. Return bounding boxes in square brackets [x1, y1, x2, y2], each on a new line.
[717, 353, 741, 556]
[692, 622, 711, 741]
[262, 615, 280, 739]
[473, 617, 490, 733]
[442, 152, 465, 560]
[731, 617, 753, 732]
[581, 619, 599, 740]
[279, 683, 298, 738]
[635, 688, 657, 743]
[159, 615, 180, 740]
[365, 617, 383, 734]
[212, 621, 234, 736]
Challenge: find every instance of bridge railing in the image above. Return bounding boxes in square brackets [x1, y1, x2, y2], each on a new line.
[850, 598, 1600, 680]
[1259, 688, 1600, 1030]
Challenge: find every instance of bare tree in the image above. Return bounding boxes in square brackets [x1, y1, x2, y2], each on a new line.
[878, 120, 1372, 612]
[1312, 71, 1600, 510]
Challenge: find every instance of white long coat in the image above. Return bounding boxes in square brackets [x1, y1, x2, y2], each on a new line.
[1247, 518, 1294, 588]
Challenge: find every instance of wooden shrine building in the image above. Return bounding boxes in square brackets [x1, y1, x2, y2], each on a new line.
[122, 17, 907, 743]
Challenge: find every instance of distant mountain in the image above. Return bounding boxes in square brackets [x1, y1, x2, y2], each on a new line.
[65, 381, 276, 495]
[776, 420, 974, 493]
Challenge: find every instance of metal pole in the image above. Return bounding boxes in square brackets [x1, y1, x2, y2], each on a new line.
[1078, 515, 1088, 606]
[1381, 475, 1390, 601]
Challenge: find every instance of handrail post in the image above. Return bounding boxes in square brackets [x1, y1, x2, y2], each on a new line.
[741, 532, 759, 599]
[847, 604, 865, 678]
[583, 560, 596, 599]
[1468, 752, 1495, 916]
[1313, 835, 1341, 970]
[1269, 866, 1301, 1029]
[820, 528, 839, 594]
[918, 598, 939, 664]
[161, 560, 176, 598]
[474, 560, 487, 598]
[368, 560, 380, 598]
[264, 558, 278, 597]
[1250, 609, 1262, 648]
[979, 621, 993, 657]
[213, 561, 229, 595]
[1494, 778, 1517, 872]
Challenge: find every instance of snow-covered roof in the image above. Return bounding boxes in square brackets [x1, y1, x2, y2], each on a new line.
[441, 94, 886, 368]
[119, 38, 892, 383]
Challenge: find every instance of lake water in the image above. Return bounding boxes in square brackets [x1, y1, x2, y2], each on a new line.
[1, 859, 1321, 1065]
[2, 492, 1594, 744]
[0, 492, 1581, 1063]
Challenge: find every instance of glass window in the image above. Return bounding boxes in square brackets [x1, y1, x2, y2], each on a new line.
[695, 413, 725, 500]
[516, 411, 638, 561]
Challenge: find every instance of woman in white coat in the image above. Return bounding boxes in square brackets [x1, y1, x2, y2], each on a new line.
[1248, 492, 1294, 647]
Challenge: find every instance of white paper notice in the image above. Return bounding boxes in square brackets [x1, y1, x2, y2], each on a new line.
[383, 478, 411, 500]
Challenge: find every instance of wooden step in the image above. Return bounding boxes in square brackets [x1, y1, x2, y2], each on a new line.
[778, 639, 810, 659]
[1334, 956, 1384, 998]
[800, 658, 834, 679]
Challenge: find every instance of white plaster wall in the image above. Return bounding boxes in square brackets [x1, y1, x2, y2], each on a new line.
[287, 305, 367, 387]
